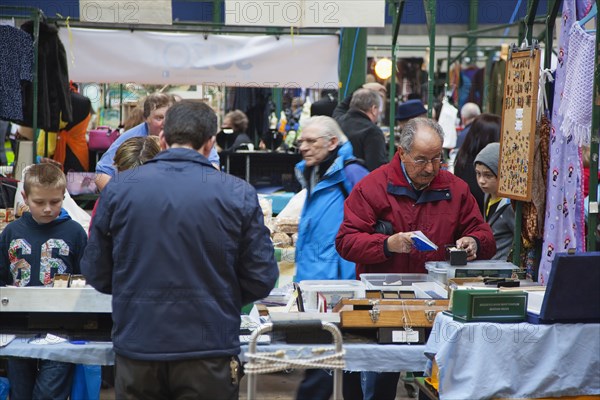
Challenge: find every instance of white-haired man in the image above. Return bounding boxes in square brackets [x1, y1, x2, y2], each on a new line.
[456, 102, 481, 149]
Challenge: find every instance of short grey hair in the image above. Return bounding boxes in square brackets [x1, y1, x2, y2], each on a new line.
[301, 116, 348, 144]
[349, 88, 382, 113]
[398, 118, 444, 152]
[461, 102, 481, 121]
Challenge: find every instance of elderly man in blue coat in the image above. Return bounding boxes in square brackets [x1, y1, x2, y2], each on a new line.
[294, 115, 369, 399]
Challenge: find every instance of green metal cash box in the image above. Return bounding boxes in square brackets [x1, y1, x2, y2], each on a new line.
[452, 290, 528, 322]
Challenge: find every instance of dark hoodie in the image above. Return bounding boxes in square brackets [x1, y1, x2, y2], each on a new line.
[0, 210, 87, 286]
[20, 20, 72, 131]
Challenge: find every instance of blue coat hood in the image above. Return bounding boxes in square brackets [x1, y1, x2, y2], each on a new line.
[294, 141, 368, 282]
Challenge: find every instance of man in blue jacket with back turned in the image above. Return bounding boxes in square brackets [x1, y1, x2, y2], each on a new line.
[81, 101, 278, 400]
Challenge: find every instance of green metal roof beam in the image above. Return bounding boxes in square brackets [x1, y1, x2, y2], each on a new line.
[54, 19, 337, 36]
[450, 17, 547, 38]
[371, 45, 502, 52]
[0, 5, 41, 14]
[451, 35, 523, 39]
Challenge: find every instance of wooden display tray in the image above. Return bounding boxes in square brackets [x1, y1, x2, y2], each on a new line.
[332, 299, 449, 328]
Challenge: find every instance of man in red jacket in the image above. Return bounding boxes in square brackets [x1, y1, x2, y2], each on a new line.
[336, 117, 495, 277]
[335, 117, 495, 400]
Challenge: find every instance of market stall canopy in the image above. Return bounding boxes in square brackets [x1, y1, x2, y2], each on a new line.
[58, 27, 339, 88]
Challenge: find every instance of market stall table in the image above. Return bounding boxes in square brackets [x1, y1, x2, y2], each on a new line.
[424, 312, 600, 399]
[0, 337, 114, 365]
[0, 336, 428, 372]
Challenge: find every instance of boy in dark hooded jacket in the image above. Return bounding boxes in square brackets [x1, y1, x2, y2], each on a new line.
[0, 163, 87, 400]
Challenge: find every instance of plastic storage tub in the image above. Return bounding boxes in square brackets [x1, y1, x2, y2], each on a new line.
[412, 281, 448, 299]
[299, 280, 366, 311]
[425, 260, 518, 285]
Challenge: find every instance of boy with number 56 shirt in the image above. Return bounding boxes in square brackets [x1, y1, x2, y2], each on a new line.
[0, 163, 87, 400]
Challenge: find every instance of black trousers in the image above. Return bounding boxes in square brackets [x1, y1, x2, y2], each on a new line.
[296, 369, 363, 400]
[115, 354, 241, 400]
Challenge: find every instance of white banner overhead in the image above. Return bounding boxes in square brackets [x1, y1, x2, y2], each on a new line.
[79, 0, 172, 25]
[59, 27, 339, 88]
[225, 0, 386, 27]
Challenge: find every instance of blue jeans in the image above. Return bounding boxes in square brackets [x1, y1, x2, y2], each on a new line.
[7, 358, 74, 400]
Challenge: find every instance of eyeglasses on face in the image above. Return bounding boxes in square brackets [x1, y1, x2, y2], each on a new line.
[405, 152, 443, 167]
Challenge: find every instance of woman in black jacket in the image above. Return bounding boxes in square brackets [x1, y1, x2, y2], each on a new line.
[453, 113, 501, 216]
[215, 110, 252, 153]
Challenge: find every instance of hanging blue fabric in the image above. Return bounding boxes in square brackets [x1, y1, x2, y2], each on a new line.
[578, 2, 597, 26]
[539, 0, 587, 284]
[70, 364, 102, 400]
[503, 0, 524, 37]
[579, 2, 597, 32]
[0, 377, 9, 400]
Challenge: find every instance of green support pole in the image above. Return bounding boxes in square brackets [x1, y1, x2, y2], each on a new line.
[213, 0, 222, 24]
[32, 9, 40, 163]
[587, 0, 600, 251]
[512, 0, 539, 267]
[446, 36, 452, 90]
[119, 84, 124, 126]
[544, 1, 560, 78]
[518, 20, 525, 44]
[339, 28, 367, 99]
[512, 202, 523, 267]
[272, 87, 282, 147]
[524, 0, 539, 45]
[272, 88, 282, 120]
[389, 53, 397, 161]
[482, 49, 495, 112]
[389, 0, 405, 161]
[467, 0, 479, 62]
[423, 0, 436, 116]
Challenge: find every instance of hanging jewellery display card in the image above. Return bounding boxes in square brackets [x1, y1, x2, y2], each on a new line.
[498, 45, 541, 201]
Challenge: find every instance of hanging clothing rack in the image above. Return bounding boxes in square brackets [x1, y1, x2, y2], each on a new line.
[0, 5, 44, 170]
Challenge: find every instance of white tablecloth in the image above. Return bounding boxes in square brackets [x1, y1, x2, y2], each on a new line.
[1, 336, 428, 372]
[424, 313, 600, 399]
